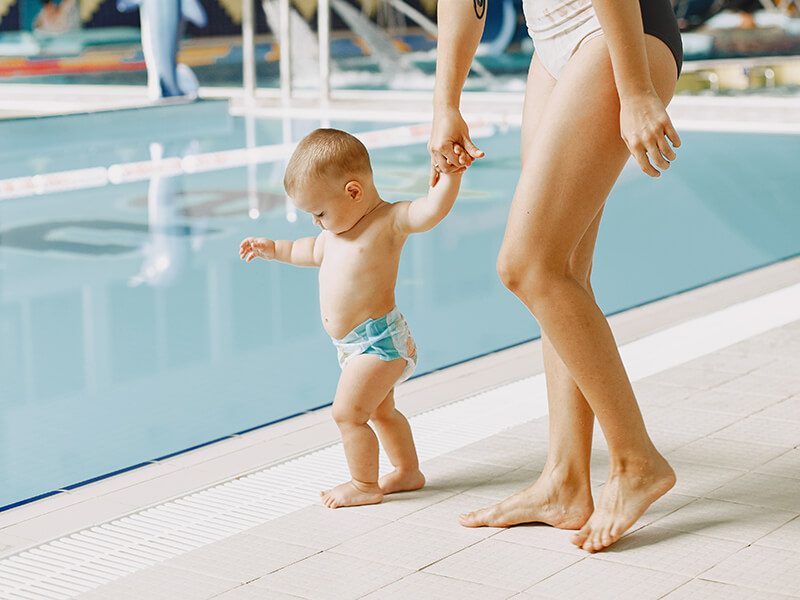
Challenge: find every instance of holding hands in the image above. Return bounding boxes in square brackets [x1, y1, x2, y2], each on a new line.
[428, 106, 485, 186]
[239, 237, 275, 262]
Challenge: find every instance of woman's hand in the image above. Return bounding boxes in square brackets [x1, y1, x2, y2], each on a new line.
[428, 106, 485, 186]
[619, 89, 681, 178]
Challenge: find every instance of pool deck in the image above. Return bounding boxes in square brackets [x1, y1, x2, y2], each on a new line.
[0, 254, 799, 598]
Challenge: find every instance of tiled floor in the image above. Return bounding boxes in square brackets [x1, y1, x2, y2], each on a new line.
[41, 317, 800, 600]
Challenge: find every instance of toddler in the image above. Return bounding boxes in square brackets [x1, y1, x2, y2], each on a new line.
[240, 128, 463, 508]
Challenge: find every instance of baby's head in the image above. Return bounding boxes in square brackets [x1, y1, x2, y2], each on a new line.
[284, 128, 375, 234]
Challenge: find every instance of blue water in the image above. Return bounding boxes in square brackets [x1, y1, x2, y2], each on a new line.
[1, 106, 799, 510]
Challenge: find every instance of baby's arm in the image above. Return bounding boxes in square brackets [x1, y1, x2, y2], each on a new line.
[240, 233, 325, 267]
[393, 170, 463, 234]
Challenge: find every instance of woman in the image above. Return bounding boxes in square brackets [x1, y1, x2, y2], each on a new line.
[429, 0, 683, 552]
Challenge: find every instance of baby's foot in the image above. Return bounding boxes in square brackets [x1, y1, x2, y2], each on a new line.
[571, 452, 676, 553]
[379, 468, 426, 495]
[320, 480, 384, 509]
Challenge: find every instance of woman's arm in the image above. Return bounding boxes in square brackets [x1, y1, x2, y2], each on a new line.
[429, 1, 487, 185]
[590, 0, 681, 177]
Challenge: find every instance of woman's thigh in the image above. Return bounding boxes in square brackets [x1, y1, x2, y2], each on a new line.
[503, 34, 678, 273]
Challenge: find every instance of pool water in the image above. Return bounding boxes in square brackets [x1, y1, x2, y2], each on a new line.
[1, 108, 799, 510]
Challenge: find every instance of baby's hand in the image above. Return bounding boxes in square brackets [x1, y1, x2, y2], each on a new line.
[239, 237, 276, 262]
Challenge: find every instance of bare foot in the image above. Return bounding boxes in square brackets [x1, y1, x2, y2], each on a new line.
[379, 468, 426, 495]
[319, 480, 384, 509]
[571, 452, 676, 553]
[459, 469, 594, 530]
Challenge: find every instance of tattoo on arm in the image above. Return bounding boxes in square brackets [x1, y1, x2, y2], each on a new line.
[473, 0, 486, 19]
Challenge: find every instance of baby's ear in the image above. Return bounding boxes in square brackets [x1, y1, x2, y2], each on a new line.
[344, 180, 362, 201]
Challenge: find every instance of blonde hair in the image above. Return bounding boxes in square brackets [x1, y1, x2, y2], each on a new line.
[283, 128, 373, 195]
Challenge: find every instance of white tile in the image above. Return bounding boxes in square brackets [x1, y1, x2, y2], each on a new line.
[1, 497, 135, 544]
[714, 374, 795, 399]
[0, 491, 81, 530]
[251, 551, 410, 600]
[667, 438, 787, 471]
[399, 493, 504, 539]
[424, 539, 579, 592]
[361, 572, 511, 600]
[211, 585, 304, 600]
[638, 428, 702, 455]
[661, 579, 794, 600]
[668, 461, 746, 497]
[680, 353, 773, 375]
[347, 487, 457, 521]
[0, 533, 34, 558]
[443, 435, 548, 470]
[644, 367, 740, 390]
[702, 545, 800, 597]
[592, 526, 744, 577]
[630, 493, 698, 531]
[653, 498, 797, 543]
[707, 473, 800, 512]
[756, 515, 800, 553]
[632, 381, 695, 408]
[756, 449, 800, 480]
[162, 533, 317, 583]
[757, 395, 800, 422]
[498, 417, 550, 441]
[525, 557, 688, 600]
[246, 505, 391, 550]
[332, 521, 478, 570]
[639, 407, 741, 438]
[753, 358, 800, 382]
[494, 523, 586, 557]
[419, 456, 518, 493]
[711, 416, 800, 448]
[464, 468, 542, 501]
[673, 389, 780, 417]
[70, 564, 237, 600]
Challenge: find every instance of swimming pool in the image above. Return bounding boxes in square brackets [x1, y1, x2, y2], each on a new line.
[1, 103, 798, 510]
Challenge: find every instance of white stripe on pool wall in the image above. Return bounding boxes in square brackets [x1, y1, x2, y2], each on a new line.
[1, 280, 798, 598]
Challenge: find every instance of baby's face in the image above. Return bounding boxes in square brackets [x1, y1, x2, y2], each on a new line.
[291, 178, 366, 234]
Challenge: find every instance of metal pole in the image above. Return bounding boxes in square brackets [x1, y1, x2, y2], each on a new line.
[318, 0, 331, 104]
[279, 0, 292, 104]
[242, 0, 257, 107]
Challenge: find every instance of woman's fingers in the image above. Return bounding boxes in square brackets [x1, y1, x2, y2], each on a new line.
[629, 139, 660, 177]
[646, 137, 670, 171]
[429, 161, 441, 187]
[432, 150, 461, 173]
[463, 137, 485, 159]
[664, 117, 681, 149]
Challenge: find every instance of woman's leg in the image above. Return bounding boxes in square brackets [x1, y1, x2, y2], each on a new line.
[461, 55, 597, 530]
[496, 34, 679, 552]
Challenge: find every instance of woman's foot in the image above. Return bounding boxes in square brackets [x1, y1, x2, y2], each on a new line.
[379, 468, 426, 495]
[571, 452, 676, 553]
[459, 468, 594, 529]
[320, 480, 384, 509]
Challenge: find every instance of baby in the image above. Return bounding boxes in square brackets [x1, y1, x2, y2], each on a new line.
[239, 128, 463, 508]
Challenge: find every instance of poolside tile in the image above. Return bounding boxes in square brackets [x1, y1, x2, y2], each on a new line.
[0, 533, 34, 559]
[419, 455, 518, 493]
[465, 467, 542, 501]
[591, 526, 744, 577]
[246, 505, 391, 550]
[524, 557, 687, 600]
[667, 437, 787, 471]
[631, 381, 696, 407]
[398, 493, 503, 539]
[652, 498, 797, 543]
[707, 473, 800, 512]
[711, 416, 800, 448]
[493, 523, 586, 557]
[713, 373, 796, 399]
[629, 492, 698, 531]
[666, 460, 745, 497]
[680, 352, 774, 375]
[72, 564, 237, 600]
[755, 515, 800, 553]
[250, 551, 410, 600]
[638, 406, 742, 438]
[661, 579, 794, 600]
[347, 487, 457, 521]
[757, 394, 800, 422]
[702, 545, 800, 597]
[424, 539, 579, 592]
[644, 366, 740, 390]
[212, 584, 305, 600]
[444, 434, 548, 469]
[360, 572, 511, 600]
[331, 521, 478, 570]
[672, 388, 781, 416]
[160, 533, 317, 583]
[755, 448, 800, 480]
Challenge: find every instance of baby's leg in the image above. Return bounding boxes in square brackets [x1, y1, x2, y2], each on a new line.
[372, 390, 425, 494]
[321, 354, 406, 509]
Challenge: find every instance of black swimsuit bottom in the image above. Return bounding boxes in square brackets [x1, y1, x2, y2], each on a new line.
[640, 0, 684, 76]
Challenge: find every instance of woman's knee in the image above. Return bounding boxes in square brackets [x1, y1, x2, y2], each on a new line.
[497, 248, 561, 305]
